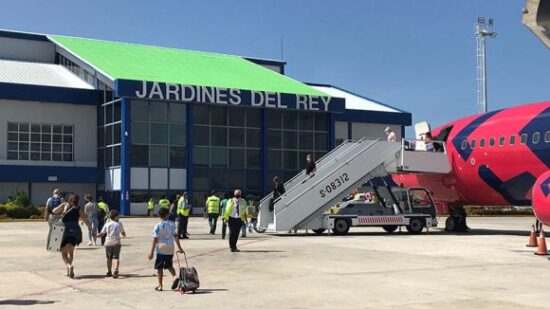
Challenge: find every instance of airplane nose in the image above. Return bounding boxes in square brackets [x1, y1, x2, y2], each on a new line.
[533, 171, 550, 226]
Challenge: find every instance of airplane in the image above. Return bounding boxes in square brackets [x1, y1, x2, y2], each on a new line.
[391, 101, 550, 232]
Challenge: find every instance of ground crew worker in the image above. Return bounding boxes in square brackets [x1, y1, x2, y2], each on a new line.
[205, 191, 220, 235]
[177, 192, 191, 239]
[158, 196, 170, 211]
[220, 193, 229, 240]
[97, 197, 110, 246]
[223, 189, 246, 252]
[147, 198, 155, 217]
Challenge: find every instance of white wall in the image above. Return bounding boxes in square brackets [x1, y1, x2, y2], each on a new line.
[32, 182, 96, 206]
[0, 182, 28, 203]
[0, 37, 55, 63]
[0, 99, 97, 167]
[351, 123, 401, 141]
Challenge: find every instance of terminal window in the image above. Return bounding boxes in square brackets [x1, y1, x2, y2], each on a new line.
[130, 100, 187, 168]
[7, 122, 73, 162]
[192, 105, 261, 196]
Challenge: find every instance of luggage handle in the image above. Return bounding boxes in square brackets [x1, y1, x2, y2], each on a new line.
[176, 250, 189, 269]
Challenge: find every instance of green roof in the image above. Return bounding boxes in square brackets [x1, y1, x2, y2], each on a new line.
[49, 35, 326, 96]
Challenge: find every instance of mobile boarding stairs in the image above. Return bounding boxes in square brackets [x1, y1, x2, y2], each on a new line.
[257, 138, 451, 232]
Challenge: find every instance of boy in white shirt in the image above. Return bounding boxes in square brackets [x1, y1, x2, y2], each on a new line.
[148, 207, 183, 291]
[95, 210, 126, 278]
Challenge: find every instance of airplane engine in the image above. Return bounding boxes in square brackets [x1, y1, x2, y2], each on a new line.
[533, 170, 550, 226]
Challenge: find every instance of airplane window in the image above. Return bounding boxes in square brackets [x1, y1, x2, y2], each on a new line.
[461, 140, 468, 150]
[470, 139, 476, 149]
[533, 132, 540, 144]
[489, 137, 495, 147]
[499, 136, 505, 146]
[520, 133, 528, 144]
[545, 131, 550, 143]
[509, 135, 516, 145]
[479, 138, 485, 148]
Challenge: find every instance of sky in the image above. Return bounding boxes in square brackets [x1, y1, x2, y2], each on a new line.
[1, 0, 549, 136]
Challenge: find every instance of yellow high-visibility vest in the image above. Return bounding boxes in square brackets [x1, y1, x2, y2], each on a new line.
[177, 197, 190, 216]
[147, 200, 154, 210]
[159, 199, 170, 209]
[98, 201, 109, 213]
[206, 195, 220, 214]
[223, 198, 247, 222]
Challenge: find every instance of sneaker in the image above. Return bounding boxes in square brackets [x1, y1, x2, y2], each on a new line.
[106, 272, 112, 277]
[113, 270, 118, 279]
[87, 242, 92, 246]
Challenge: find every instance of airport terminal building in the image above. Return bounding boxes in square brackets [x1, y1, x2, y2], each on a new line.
[0, 29, 411, 215]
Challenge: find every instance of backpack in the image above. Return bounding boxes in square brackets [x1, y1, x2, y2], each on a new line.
[47, 196, 62, 214]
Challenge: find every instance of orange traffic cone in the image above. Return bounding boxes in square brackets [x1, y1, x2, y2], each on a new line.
[526, 224, 537, 247]
[534, 228, 548, 256]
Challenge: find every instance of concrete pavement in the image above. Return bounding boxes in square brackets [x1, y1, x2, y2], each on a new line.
[0, 217, 549, 308]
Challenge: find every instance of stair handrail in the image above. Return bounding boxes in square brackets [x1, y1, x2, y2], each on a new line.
[275, 138, 387, 214]
[259, 138, 364, 204]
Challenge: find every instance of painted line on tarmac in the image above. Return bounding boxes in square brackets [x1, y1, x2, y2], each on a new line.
[0, 237, 269, 301]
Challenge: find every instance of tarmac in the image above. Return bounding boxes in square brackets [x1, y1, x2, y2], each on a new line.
[0, 216, 549, 309]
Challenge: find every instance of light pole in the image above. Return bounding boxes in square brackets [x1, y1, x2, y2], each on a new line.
[475, 17, 497, 114]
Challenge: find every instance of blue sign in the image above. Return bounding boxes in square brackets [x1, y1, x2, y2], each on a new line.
[115, 80, 345, 112]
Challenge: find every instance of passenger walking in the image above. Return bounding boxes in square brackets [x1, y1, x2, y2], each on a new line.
[424, 132, 435, 152]
[301, 154, 317, 183]
[223, 189, 247, 252]
[51, 193, 92, 278]
[205, 191, 220, 235]
[97, 197, 110, 246]
[177, 193, 191, 239]
[147, 198, 155, 217]
[168, 195, 180, 222]
[385, 126, 397, 142]
[44, 188, 64, 226]
[83, 194, 98, 246]
[148, 207, 183, 291]
[95, 210, 126, 278]
[220, 193, 229, 240]
[270, 176, 286, 212]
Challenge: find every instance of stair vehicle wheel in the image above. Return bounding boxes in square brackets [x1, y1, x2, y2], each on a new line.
[332, 219, 350, 235]
[383, 225, 398, 233]
[406, 218, 424, 234]
[312, 228, 326, 235]
[445, 216, 457, 232]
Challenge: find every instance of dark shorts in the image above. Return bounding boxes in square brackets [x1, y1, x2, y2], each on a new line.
[61, 222, 82, 248]
[105, 244, 121, 259]
[154, 254, 173, 270]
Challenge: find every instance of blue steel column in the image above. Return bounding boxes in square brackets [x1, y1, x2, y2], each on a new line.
[260, 109, 268, 196]
[120, 97, 131, 215]
[186, 104, 193, 198]
[328, 113, 335, 150]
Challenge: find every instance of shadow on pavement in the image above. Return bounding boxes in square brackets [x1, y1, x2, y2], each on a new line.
[119, 273, 155, 279]
[188, 288, 228, 294]
[239, 250, 285, 253]
[75, 274, 109, 280]
[0, 300, 57, 305]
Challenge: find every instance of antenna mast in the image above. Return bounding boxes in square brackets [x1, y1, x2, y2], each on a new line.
[475, 17, 497, 114]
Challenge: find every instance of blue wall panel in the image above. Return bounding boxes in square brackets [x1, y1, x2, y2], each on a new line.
[0, 83, 102, 105]
[0, 165, 100, 183]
